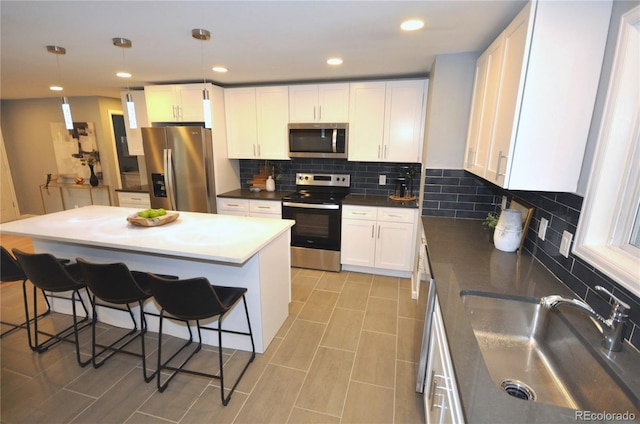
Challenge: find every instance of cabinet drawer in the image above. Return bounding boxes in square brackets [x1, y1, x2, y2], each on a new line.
[249, 200, 281, 215]
[342, 205, 377, 221]
[377, 207, 416, 223]
[217, 198, 249, 213]
[117, 192, 150, 208]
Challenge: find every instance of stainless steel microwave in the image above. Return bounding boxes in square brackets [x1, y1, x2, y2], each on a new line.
[288, 123, 348, 159]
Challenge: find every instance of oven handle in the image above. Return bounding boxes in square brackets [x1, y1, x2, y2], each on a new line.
[282, 201, 340, 210]
[332, 129, 337, 153]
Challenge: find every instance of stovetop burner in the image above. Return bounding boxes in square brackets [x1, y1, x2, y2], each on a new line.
[282, 173, 351, 204]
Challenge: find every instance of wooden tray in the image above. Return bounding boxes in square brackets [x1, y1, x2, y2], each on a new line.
[127, 212, 179, 227]
[389, 195, 417, 201]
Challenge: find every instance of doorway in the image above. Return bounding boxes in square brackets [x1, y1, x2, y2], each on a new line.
[111, 114, 141, 189]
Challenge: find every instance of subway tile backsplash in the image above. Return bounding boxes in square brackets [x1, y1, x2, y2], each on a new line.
[239, 159, 421, 197]
[423, 168, 640, 351]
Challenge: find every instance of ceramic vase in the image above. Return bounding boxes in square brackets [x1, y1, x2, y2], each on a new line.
[89, 164, 99, 187]
[493, 209, 522, 252]
[266, 175, 275, 192]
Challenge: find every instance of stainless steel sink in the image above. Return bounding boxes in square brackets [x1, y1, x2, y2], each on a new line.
[460, 291, 639, 413]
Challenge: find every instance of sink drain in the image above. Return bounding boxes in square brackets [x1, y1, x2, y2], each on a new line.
[501, 379, 536, 401]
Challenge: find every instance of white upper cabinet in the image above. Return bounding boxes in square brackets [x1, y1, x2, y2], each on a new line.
[349, 79, 427, 162]
[225, 86, 289, 159]
[289, 83, 350, 123]
[119, 90, 149, 156]
[145, 83, 210, 123]
[463, 0, 612, 191]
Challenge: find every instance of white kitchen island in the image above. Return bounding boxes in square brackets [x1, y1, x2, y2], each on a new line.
[0, 205, 294, 353]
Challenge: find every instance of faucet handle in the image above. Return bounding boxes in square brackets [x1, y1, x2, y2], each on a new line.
[595, 285, 630, 318]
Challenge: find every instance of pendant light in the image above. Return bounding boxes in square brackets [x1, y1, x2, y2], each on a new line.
[192, 28, 212, 129]
[47, 45, 74, 130]
[113, 37, 137, 129]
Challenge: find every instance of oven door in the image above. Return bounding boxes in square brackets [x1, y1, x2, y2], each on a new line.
[282, 201, 341, 251]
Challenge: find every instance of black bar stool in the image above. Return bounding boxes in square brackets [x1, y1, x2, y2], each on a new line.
[0, 246, 53, 338]
[146, 274, 255, 405]
[75, 258, 169, 382]
[12, 248, 92, 366]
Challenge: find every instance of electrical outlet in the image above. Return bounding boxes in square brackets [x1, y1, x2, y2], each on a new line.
[538, 218, 548, 240]
[379, 175, 386, 185]
[501, 195, 508, 210]
[560, 230, 573, 258]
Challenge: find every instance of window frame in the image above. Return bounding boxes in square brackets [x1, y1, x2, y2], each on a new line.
[573, 6, 640, 297]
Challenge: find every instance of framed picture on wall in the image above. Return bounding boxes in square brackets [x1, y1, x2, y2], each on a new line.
[509, 198, 535, 254]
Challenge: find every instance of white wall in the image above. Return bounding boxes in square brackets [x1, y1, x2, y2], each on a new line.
[1, 96, 122, 215]
[423, 52, 478, 169]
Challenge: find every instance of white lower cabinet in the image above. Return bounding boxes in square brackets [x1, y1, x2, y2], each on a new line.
[217, 198, 281, 218]
[341, 205, 417, 272]
[117, 191, 151, 209]
[425, 301, 464, 424]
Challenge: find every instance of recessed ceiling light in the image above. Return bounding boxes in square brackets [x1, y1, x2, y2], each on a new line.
[49, 85, 63, 91]
[327, 58, 343, 66]
[212, 66, 228, 73]
[400, 19, 424, 31]
[116, 71, 132, 78]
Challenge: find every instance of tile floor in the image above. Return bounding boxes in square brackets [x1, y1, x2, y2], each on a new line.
[0, 235, 427, 423]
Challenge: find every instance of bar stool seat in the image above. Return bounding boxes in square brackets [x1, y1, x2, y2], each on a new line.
[1, 246, 51, 338]
[12, 248, 91, 366]
[146, 274, 255, 405]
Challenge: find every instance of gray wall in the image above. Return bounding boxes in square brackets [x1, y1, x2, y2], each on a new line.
[1, 96, 122, 215]
[423, 53, 478, 169]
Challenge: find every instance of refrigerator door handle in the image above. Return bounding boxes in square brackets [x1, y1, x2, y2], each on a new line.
[164, 148, 177, 210]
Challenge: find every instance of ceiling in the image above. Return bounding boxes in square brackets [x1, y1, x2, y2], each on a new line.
[0, 0, 527, 100]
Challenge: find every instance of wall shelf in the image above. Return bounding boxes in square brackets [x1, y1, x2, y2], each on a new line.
[40, 183, 111, 214]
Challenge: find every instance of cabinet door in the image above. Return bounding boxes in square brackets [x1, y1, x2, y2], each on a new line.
[318, 83, 350, 122]
[465, 35, 505, 178]
[425, 305, 447, 424]
[348, 82, 386, 161]
[176, 84, 207, 122]
[486, 7, 529, 185]
[383, 80, 426, 162]
[120, 91, 148, 156]
[256, 86, 289, 159]
[289, 85, 319, 122]
[375, 221, 415, 271]
[225, 88, 258, 158]
[341, 219, 376, 267]
[144, 85, 178, 122]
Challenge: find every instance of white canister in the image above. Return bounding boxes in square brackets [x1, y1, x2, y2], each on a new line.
[493, 209, 523, 252]
[266, 176, 276, 192]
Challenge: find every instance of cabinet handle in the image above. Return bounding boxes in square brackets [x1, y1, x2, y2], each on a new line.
[371, 224, 375, 238]
[377, 225, 381, 239]
[253, 144, 257, 157]
[319, 105, 322, 120]
[384, 145, 388, 159]
[227, 203, 240, 207]
[352, 211, 368, 215]
[257, 206, 270, 209]
[313, 106, 317, 121]
[378, 145, 382, 159]
[496, 150, 508, 179]
[388, 214, 402, 218]
[257, 144, 261, 157]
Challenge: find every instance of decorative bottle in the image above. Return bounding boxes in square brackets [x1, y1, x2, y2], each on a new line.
[493, 209, 523, 252]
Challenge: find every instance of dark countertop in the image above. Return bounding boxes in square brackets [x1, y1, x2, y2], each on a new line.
[217, 189, 291, 201]
[217, 190, 419, 208]
[343, 193, 419, 208]
[115, 185, 149, 193]
[422, 217, 640, 423]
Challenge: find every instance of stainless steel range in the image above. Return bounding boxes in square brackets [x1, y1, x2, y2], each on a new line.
[281, 173, 350, 272]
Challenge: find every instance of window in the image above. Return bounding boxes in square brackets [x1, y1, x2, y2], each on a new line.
[574, 6, 640, 297]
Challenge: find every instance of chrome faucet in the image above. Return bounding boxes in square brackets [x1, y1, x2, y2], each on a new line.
[540, 286, 630, 353]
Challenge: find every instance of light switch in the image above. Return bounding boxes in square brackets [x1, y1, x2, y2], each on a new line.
[560, 231, 573, 258]
[538, 218, 548, 240]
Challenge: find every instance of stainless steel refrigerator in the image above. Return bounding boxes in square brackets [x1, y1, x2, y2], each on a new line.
[142, 126, 216, 213]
